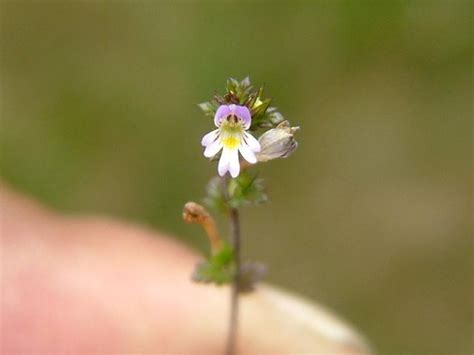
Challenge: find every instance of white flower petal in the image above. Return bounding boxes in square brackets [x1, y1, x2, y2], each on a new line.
[201, 129, 220, 146]
[228, 148, 240, 178]
[218, 148, 231, 176]
[239, 143, 257, 164]
[204, 140, 223, 158]
[244, 132, 261, 152]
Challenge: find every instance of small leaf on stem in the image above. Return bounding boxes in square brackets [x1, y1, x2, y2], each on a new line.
[192, 243, 235, 285]
[227, 171, 267, 208]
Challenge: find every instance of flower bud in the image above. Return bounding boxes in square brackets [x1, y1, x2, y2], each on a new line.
[256, 121, 299, 162]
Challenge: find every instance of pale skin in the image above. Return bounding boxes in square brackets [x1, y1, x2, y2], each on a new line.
[1, 184, 371, 354]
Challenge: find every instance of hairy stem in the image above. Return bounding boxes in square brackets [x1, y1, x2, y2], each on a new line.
[225, 207, 240, 355]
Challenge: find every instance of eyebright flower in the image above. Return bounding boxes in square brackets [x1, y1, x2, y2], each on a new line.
[201, 104, 261, 178]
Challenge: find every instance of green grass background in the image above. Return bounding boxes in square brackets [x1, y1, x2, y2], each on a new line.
[1, 1, 472, 354]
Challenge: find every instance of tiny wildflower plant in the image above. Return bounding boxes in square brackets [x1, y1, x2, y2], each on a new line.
[182, 77, 299, 355]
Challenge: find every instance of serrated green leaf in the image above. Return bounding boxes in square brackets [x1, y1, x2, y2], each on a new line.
[252, 97, 272, 117]
[225, 77, 253, 104]
[228, 171, 267, 208]
[226, 77, 239, 94]
[203, 176, 228, 213]
[210, 243, 233, 266]
[192, 261, 234, 284]
[192, 243, 235, 285]
[198, 101, 218, 117]
[240, 76, 250, 87]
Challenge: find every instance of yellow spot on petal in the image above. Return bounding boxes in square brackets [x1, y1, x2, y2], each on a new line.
[222, 136, 240, 149]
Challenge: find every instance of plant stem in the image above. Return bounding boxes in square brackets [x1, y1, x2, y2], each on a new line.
[225, 207, 240, 355]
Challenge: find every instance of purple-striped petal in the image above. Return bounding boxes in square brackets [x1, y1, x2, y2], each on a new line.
[232, 105, 252, 129]
[204, 140, 223, 158]
[214, 104, 252, 129]
[214, 105, 232, 127]
[239, 143, 257, 164]
[201, 129, 220, 146]
[243, 131, 261, 152]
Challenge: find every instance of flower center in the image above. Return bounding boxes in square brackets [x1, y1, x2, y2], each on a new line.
[222, 136, 240, 149]
[220, 120, 244, 149]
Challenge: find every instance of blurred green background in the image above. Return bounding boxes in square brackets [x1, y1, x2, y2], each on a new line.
[1, 1, 472, 354]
